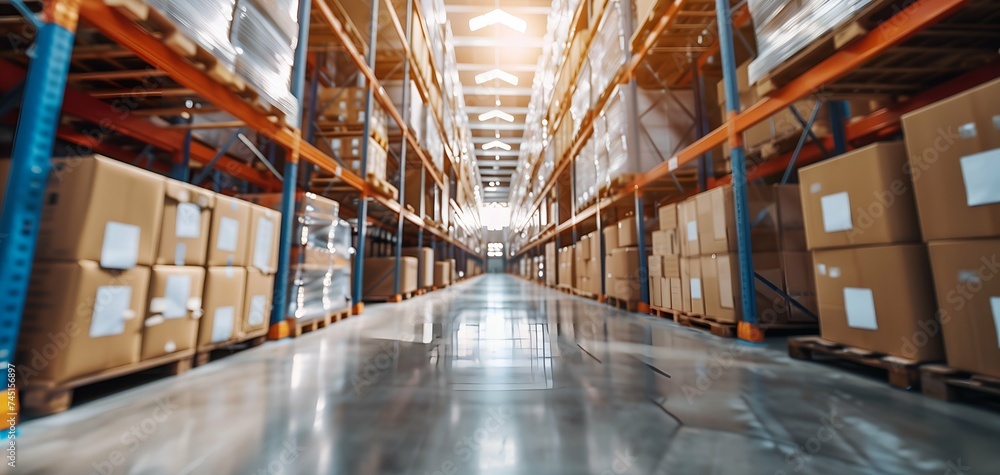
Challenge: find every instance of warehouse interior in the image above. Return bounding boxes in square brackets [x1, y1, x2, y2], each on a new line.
[1, 0, 1000, 473]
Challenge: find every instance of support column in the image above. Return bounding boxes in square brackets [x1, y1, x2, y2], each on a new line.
[634, 189, 649, 312]
[716, 0, 761, 342]
[828, 100, 850, 155]
[394, 0, 413, 296]
[351, 0, 380, 312]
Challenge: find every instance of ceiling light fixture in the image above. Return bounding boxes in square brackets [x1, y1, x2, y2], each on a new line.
[482, 140, 511, 151]
[478, 110, 515, 122]
[475, 69, 518, 86]
[468, 9, 527, 33]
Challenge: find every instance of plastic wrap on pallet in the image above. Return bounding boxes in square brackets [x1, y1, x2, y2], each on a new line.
[231, 0, 300, 123]
[588, 0, 625, 100]
[245, 0, 299, 42]
[601, 86, 696, 182]
[747, 0, 878, 84]
[384, 80, 425, 145]
[571, 60, 592, 131]
[144, 0, 238, 69]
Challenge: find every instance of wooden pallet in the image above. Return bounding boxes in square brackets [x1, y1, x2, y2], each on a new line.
[787, 336, 923, 390]
[747, 125, 831, 161]
[760, 322, 820, 336]
[753, 0, 897, 97]
[572, 288, 598, 300]
[606, 296, 640, 313]
[554, 285, 575, 295]
[20, 349, 195, 416]
[676, 313, 737, 339]
[920, 365, 1000, 405]
[366, 291, 415, 303]
[194, 333, 267, 367]
[649, 305, 683, 320]
[367, 175, 399, 201]
[286, 307, 350, 338]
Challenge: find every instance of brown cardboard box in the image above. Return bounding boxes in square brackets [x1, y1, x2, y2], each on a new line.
[652, 230, 679, 256]
[681, 257, 705, 314]
[402, 247, 435, 289]
[648, 256, 664, 278]
[545, 242, 557, 286]
[776, 184, 805, 229]
[208, 195, 253, 267]
[609, 247, 642, 279]
[142, 266, 204, 360]
[618, 217, 638, 247]
[927, 240, 1000, 378]
[18, 261, 148, 384]
[246, 204, 281, 274]
[157, 180, 215, 266]
[812, 244, 942, 361]
[658, 204, 678, 230]
[611, 277, 642, 303]
[22, 156, 164, 268]
[700, 253, 784, 324]
[319, 87, 366, 122]
[242, 268, 274, 338]
[798, 142, 921, 250]
[558, 246, 576, 287]
[658, 278, 671, 308]
[901, 78, 1000, 241]
[587, 231, 600, 260]
[603, 225, 620, 254]
[199, 267, 247, 348]
[662, 255, 681, 278]
[650, 276, 662, 307]
[449, 258, 458, 281]
[434, 260, 450, 287]
[697, 185, 781, 255]
[364, 257, 418, 297]
[782, 252, 818, 323]
[678, 199, 700, 257]
[669, 278, 682, 310]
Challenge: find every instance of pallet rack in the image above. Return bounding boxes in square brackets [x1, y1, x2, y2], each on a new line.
[505, 0, 1000, 341]
[0, 0, 487, 367]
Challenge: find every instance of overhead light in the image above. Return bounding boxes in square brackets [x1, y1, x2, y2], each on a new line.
[482, 140, 511, 151]
[495, 155, 500, 160]
[478, 110, 514, 122]
[469, 9, 527, 33]
[475, 69, 518, 86]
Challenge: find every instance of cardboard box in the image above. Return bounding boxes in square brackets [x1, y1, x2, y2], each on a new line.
[402, 247, 435, 289]
[545, 242, 557, 286]
[609, 247, 643, 279]
[813, 244, 942, 361]
[602, 225, 620, 254]
[142, 266, 204, 360]
[658, 278, 671, 308]
[652, 230, 679, 256]
[901, 77, 1000, 241]
[650, 276, 662, 307]
[242, 268, 274, 338]
[157, 180, 215, 266]
[434, 260, 452, 287]
[618, 217, 639, 247]
[18, 261, 148, 384]
[662, 255, 681, 278]
[558, 246, 576, 287]
[658, 204, 678, 230]
[208, 195, 253, 267]
[700, 253, 783, 324]
[246, 204, 280, 274]
[678, 199, 700, 257]
[782, 252, 818, 323]
[696, 185, 781, 255]
[318, 87, 366, 122]
[681, 257, 704, 314]
[364, 257, 418, 297]
[648, 256, 664, 278]
[927, 240, 1000, 378]
[587, 231, 600, 260]
[10, 156, 165, 268]
[798, 142, 921, 250]
[199, 267, 248, 348]
[611, 277, 642, 303]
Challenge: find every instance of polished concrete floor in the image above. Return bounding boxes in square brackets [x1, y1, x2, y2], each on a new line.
[17, 274, 1000, 474]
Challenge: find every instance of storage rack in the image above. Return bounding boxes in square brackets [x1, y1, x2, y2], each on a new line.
[0, 0, 486, 364]
[505, 0, 1000, 340]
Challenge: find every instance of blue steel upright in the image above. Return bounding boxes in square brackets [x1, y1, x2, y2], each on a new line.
[716, 0, 760, 334]
[269, 0, 312, 327]
[352, 0, 380, 306]
[0, 8, 78, 365]
[634, 190, 649, 306]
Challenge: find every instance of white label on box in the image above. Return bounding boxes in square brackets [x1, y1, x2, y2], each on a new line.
[686, 221, 698, 242]
[993, 115, 1000, 131]
[175, 203, 201, 239]
[991, 297, 1000, 349]
[668, 156, 678, 171]
[216, 217, 240, 252]
[174, 243, 186, 266]
[211, 306, 235, 343]
[717, 257, 735, 309]
[829, 267, 842, 279]
[253, 217, 275, 271]
[690, 278, 702, 300]
[958, 122, 977, 139]
[163, 275, 192, 319]
[164, 341, 177, 353]
[844, 287, 878, 330]
[960, 149, 1000, 207]
[820, 192, 853, 233]
[248, 295, 267, 326]
[810, 183, 822, 194]
[100, 222, 141, 270]
[817, 264, 827, 276]
[90, 286, 132, 338]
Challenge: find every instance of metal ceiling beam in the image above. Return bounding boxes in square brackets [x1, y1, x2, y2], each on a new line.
[463, 87, 531, 96]
[444, 5, 552, 15]
[457, 63, 537, 72]
[466, 106, 530, 114]
[452, 37, 545, 48]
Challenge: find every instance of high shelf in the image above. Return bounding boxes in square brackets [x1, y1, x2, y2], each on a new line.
[0, 0, 486, 363]
[504, 0, 1000, 340]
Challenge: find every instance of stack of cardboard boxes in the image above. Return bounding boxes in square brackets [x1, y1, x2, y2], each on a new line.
[316, 86, 389, 182]
[605, 216, 649, 305]
[545, 242, 557, 287]
[798, 142, 942, 362]
[648, 204, 681, 310]
[435, 259, 453, 287]
[573, 232, 601, 296]
[557, 246, 575, 288]
[403, 247, 435, 291]
[8, 155, 279, 386]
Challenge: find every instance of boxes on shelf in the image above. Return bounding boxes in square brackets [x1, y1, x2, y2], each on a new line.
[901, 77, 1000, 241]
[231, 0, 300, 123]
[798, 142, 921, 250]
[681, 257, 704, 314]
[927, 240, 1000, 378]
[241, 268, 274, 338]
[157, 180, 215, 267]
[558, 246, 575, 287]
[208, 194, 253, 267]
[363, 257, 418, 298]
[385, 79, 426, 145]
[402, 247, 435, 289]
[18, 262, 149, 384]
[812, 244, 942, 361]
[435, 260, 452, 287]
[545, 242, 557, 286]
[142, 266, 205, 360]
[318, 87, 366, 123]
[678, 199, 700, 257]
[143, 0, 238, 70]
[198, 267, 248, 348]
[246, 204, 280, 274]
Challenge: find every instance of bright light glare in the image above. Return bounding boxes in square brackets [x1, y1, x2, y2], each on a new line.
[478, 110, 514, 122]
[481, 204, 510, 230]
[475, 69, 518, 86]
[469, 9, 527, 33]
[482, 140, 511, 151]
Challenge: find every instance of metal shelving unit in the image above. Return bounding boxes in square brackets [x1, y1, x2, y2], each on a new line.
[0, 0, 486, 364]
[505, 0, 1000, 340]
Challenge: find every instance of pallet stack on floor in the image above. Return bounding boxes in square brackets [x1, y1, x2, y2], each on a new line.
[604, 216, 650, 311]
[1, 155, 279, 414]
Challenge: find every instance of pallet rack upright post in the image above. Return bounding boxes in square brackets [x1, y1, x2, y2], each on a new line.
[393, 0, 415, 297]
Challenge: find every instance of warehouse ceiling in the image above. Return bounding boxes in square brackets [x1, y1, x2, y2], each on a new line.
[444, 0, 551, 204]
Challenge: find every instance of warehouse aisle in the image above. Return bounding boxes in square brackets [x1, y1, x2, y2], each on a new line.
[18, 275, 1000, 474]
